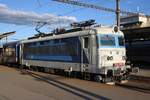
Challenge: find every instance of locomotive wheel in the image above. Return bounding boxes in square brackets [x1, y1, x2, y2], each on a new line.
[94, 75, 102, 82]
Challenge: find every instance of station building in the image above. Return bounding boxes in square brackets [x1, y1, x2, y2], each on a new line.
[120, 14, 150, 68]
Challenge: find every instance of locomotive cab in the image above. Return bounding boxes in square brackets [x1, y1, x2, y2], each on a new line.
[95, 27, 132, 82]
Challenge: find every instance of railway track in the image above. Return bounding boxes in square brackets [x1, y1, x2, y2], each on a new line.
[115, 82, 150, 94]
[1, 66, 150, 94]
[19, 69, 150, 94]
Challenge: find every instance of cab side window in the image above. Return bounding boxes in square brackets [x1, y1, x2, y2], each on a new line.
[83, 37, 89, 49]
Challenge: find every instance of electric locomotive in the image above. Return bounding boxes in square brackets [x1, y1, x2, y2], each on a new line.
[19, 20, 134, 82]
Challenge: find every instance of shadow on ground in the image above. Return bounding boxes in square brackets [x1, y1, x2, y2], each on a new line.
[20, 70, 110, 100]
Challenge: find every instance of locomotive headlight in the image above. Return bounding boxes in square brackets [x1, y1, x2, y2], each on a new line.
[107, 56, 113, 60]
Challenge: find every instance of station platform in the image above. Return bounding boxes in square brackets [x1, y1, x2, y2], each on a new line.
[130, 69, 150, 83]
[131, 69, 150, 77]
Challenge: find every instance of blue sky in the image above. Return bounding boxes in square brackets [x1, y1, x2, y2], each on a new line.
[0, 0, 149, 42]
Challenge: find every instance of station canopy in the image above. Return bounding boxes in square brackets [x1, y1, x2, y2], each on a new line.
[122, 27, 150, 41]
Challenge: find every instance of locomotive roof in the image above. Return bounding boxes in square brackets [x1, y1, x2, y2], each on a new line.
[21, 26, 124, 44]
[21, 29, 92, 44]
[95, 26, 123, 35]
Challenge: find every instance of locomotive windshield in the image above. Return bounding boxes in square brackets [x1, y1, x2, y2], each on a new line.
[99, 34, 115, 46]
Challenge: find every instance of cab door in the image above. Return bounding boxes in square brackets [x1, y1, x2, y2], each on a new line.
[80, 36, 90, 72]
